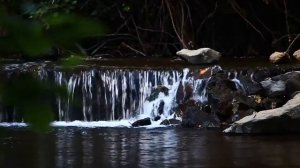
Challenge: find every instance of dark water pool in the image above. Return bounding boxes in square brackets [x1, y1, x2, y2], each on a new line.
[1, 127, 300, 168]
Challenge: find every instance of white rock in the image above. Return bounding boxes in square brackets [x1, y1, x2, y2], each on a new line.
[176, 48, 221, 64]
[224, 93, 300, 133]
[269, 51, 288, 63]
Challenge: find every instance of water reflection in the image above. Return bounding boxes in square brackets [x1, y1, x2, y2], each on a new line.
[1, 128, 300, 168]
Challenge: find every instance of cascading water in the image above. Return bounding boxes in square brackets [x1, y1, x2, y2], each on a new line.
[0, 63, 202, 126]
[53, 68, 183, 122]
[0, 62, 247, 127]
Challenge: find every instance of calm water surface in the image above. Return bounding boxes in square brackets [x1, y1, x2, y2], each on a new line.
[0, 127, 300, 168]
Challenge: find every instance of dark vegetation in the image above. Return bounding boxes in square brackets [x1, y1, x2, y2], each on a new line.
[85, 0, 299, 58]
[0, 0, 300, 59]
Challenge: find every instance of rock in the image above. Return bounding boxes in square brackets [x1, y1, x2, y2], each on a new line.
[157, 101, 165, 115]
[269, 51, 289, 63]
[147, 85, 169, 101]
[131, 118, 151, 127]
[154, 116, 161, 121]
[260, 79, 286, 97]
[293, 49, 300, 61]
[260, 71, 300, 98]
[175, 82, 184, 104]
[285, 72, 300, 96]
[206, 72, 237, 121]
[176, 48, 221, 64]
[180, 100, 220, 128]
[224, 93, 300, 134]
[183, 83, 194, 102]
[252, 68, 284, 83]
[181, 105, 202, 127]
[160, 119, 181, 125]
[238, 75, 263, 95]
[205, 70, 258, 123]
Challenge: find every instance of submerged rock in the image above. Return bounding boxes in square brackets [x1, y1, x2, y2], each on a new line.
[224, 93, 300, 134]
[131, 118, 151, 127]
[176, 48, 221, 64]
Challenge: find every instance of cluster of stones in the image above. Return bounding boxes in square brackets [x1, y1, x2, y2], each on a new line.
[132, 47, 300, 133]
[131, 67, 300, 134]
[269, 49, 300, 64]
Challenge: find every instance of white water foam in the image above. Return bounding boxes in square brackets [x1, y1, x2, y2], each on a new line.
[0, 120, 173, 128]
[0, 122, 28, 127]
[51, 120, 132, 128]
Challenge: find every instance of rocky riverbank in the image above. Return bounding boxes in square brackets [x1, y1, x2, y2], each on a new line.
[133, 66, 300, 133]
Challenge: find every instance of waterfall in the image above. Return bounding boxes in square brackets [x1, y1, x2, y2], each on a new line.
[53, 69, 183, 121]
[0, 63, 190, 123]
[0, 62, 247, 127]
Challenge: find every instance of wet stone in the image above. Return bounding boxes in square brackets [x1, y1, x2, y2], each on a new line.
[147, 86, 169, 102]
[131, 118, 151, 127]
[160, 119, 181, 126]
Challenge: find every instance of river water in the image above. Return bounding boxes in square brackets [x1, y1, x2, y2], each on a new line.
[1, 127, 300, 168]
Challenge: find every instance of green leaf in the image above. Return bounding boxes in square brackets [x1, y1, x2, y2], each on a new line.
[22, 104, 54, 132]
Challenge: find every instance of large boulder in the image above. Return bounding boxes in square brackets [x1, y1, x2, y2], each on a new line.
[224, 93, 300, 134]
[176, 48, 221, 64]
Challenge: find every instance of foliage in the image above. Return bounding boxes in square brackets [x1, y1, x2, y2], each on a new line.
[24, 0, 78, 19]
[0, 1, 106, 132]
[0, 73, 68, 131]
[73, 0, 300, 57]
[0, 9, 106, 58]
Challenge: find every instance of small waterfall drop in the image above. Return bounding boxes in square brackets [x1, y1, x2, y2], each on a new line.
[52, 67, 185, 122]
[0, 63, 211, 126]
[0, 62, 249, 127]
